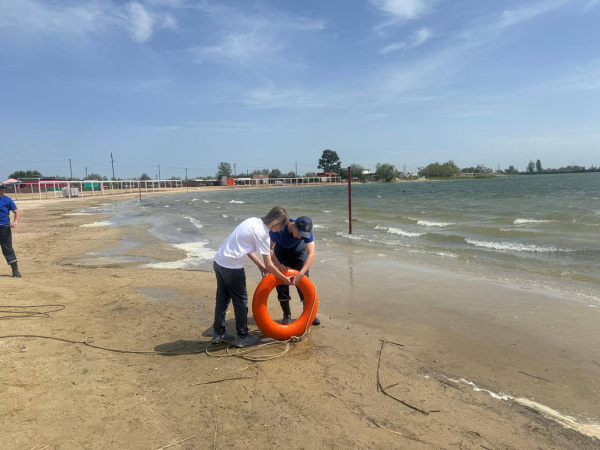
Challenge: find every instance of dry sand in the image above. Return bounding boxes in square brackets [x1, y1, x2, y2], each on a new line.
[1, 193, 599, 449]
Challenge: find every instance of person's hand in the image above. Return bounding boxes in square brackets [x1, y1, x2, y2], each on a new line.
[276, 262, 287, 273]
[290, 273, 304, 285]
[258, 265, 268, 277]
[282, 276, 292, 285]
[10, 221, 17, 229]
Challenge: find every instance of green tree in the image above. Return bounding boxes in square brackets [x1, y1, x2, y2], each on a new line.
[216, 162, 232, 179]
[505, 165, 518, 174]
[349, 163, 366, 181]
[375, 163, 397, 182]
[526, 161, 535, 173]
[269, 168, 282, 178]
[139, 173, 152, 180]
[285, 171, 296, 178]
[304, 172, 317, 177]
[536, 159, 543, 173]
[86, 172, 104, 180]
[9, 169, 42, 179]
[317, 149, 342, 174]
[419, 161, 461, 178]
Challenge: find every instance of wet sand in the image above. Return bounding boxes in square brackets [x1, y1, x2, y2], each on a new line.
[2, 193, 599, 449]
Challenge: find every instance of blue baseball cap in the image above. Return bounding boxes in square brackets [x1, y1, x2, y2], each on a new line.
[295, 216, 313, 238]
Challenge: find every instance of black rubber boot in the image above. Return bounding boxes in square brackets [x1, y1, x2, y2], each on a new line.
[280, 300, 292, 324]
[300, 300, 320, 326]
[10, 262, 21, 278]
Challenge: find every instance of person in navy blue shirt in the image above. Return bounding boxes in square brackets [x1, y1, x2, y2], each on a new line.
[269, 216, 320, 326]
[0, 183, 22, 278]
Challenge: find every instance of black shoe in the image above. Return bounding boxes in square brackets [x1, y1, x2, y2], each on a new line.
[10, 262, 21, 278]
[282, 314, 293, 325]
[311, 316, 320, 326]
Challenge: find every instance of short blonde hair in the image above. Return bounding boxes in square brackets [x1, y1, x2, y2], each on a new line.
[261, 206, 288, 229]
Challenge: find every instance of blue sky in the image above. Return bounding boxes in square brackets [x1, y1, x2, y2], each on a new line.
[1, 0, 599, 179]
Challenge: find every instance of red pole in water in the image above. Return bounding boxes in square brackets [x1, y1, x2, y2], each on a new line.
[348, 166, 352, 234]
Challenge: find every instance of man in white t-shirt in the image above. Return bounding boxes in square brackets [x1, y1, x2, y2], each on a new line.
[212, 206, 292, 348]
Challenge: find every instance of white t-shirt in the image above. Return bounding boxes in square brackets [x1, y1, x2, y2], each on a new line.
[214, 217, 271, 269]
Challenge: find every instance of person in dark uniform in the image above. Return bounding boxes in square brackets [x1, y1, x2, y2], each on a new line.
[269, 216, 320, 326]
[0, 183, 21, 278]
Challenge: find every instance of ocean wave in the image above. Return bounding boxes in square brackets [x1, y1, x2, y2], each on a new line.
[222, 214, 228, 218]
[229, 200, 245, 204]
[192, 198, 199, 201]
[80, 221, 112, 228]
[202, 200, 212, 203]
[142, 241, 216, 270]
[465, 239, 561, 252]
[514, 218, 554, 225]
[183, 216, 203, 229]
[375, 224, 423, 237]
[323, 210, 331, 213]
[417, 220, 455, 227]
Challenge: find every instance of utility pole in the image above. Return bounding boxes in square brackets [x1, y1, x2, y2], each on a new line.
[185, 168, 188, 181]
[234, 163, 236, 176]
[295, 162, 298, 177]
[69, 159, 73, 180]
[158, 165, 161, 180]
[110, 152, 115, 179]
[85, 166, 88, 179]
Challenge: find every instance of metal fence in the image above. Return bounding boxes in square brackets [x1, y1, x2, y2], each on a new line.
[9, 179, 184, 200]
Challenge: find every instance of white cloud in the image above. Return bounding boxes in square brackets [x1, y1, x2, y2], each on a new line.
[411, 27, 432, 47]
[189, 33, 282, 65]
[0, 0, 176, 43]
[584, 0, 600, 11]
[379, 42, 407, 54]
[125, 2, 154, 42]
[497, 1, 569, 28]
[184, 5, 324, 66]
[369, 0, 431, 20]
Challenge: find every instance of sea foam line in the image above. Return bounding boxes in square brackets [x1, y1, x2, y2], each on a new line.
[447, 377, 600, 440]
[183, 216, 203, 229]
[514, 218, 555, 225]
[465, 239, 562, 253]
[417, 220, 455, 227]
[142, 241, 216, 270]
[229, 200, 245, 204]
[375, 224, 423, 237]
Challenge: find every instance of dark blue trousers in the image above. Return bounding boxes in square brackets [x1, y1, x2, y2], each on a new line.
[212, 261, 249, 338]
[0, 226, 17, 265]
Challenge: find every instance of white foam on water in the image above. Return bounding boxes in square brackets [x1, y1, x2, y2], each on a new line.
[387, 227, 423, 237]
[192, 198, 199, 201]
[202, 200, 212, 203]
[229, 200, 245, 204]
[222, 214, 228, 218]
[417, 220, 455, 227]
[448, 377, 600, 440]
[336, 231, 363, 240]
[312, 224, 325, 229]
[164, 205, 170, 208]
[183, 216, 203, 229]
[63, 213, 97, 216]
[323, 210, 331, 213]
[80, 221, 112, 228]
[142, 241, 216, 270]
[514, 218, 554, 225]
[465, 239, 561, 252]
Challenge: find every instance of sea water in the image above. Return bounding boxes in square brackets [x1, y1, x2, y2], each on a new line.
[90, 172, 600, 304]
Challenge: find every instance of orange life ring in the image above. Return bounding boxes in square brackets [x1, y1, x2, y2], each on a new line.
[252, 269, 319, 341]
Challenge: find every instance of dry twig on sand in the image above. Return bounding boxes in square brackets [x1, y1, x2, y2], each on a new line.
[157, 435, 196, 450]
[377, 340, 431, 415]
[439, 379, 462, 391]
[191, 376, 254, 386]
[518, 371, 553, 383]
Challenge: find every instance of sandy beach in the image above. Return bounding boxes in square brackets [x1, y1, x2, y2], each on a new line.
[2, 192, 599, 450]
